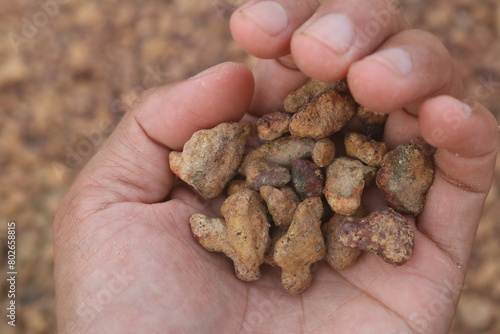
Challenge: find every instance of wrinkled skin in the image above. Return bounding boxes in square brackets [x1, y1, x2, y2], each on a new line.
[54, 1, 499, 333]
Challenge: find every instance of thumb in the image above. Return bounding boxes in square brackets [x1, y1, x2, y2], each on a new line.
[62, 62, 254, 211]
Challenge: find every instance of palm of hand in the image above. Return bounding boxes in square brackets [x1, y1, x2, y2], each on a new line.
[72, 178, 460, 334]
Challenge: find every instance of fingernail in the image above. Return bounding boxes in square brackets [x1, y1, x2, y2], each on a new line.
[366, 48, 413, 77]
[190, 63, 226, 79]
[459, 101, 473, 117]
[302, 14, 355, 55]
[241, 1, 288, 37]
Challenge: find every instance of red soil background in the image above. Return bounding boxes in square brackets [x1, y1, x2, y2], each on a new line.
[0, 0, 499, 333]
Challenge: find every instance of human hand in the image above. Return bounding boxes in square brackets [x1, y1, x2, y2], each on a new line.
[229, 0, 499, 332]
[53, 2, 499, 334]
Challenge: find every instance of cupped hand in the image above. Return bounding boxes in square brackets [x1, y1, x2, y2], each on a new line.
[54, 1, 499, 333]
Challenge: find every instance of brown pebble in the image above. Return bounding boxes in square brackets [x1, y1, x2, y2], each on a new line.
[239, 136, 315, 172]
[345, 132, 388, 167]
[283, 79, 339, 113]
[357, 106, 388, 125]
[289, 90, 357, 139]
[291, 159, 325, 199]
[376, 143, 434, 215]
[264, 225, 289, 266]
[273, 197, 326, 294]
[189, 189, 270, 282]
[324, 157, 377, 216]
[243, 158, 291, 190]
[256, 111, 291, 141]
[337, 208, 414, 265]
[222, 189, 270, 280]
[323, 207, 367, 271]
[260, 186, 299, 227]
[226, 179, 247, 197]
[169, 122, 251, 199]
[312, 138, 336, 168]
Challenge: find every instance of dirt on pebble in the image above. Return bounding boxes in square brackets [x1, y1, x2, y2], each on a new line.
[0, 0, 499, 333]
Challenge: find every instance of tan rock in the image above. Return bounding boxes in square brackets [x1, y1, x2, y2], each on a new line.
[312, 138, 336, 168]
[239, 136, 315, 172]
[337, 208, 414, 266]
[256, 111, 291, 141]
[273, 197, 326, 294]
[345, 132, 388, 167]
[190, 189, 270, 282]
[169, 122, 251, 199]
[289, 90, 357, 139]
[260, 186, 299, 227]
[376, 143, 434, 215]
[323, 211, 365, 271]
[324, 157, 377, 216]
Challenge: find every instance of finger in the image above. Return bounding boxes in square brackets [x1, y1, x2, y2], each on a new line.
[291, 0, 409, 82]
[230, 0, 319, 59]
[249, 57, 308, 116]
[66, 62, 254, 206]
[348, 29, 464, 113]
[418, 96, 499, 264]
[382, 109, 420, 150]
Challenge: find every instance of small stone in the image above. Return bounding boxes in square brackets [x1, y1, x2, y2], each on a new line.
[256, 111, 291, 141]
[291, 159, 324, 199]
[289, 90, 357, 139]
[345, 132, 388, 167]
[337, 208, 414, 265]
[312, 138, 336, 168]
[357, 106, 388, 125]
[264, 225, 288, 266]
[273, 197, 326, 294]
[283, 79, 339, 113]
[170, 122, 251, 199]
[239, 136, 315, 172]
[323, 211, 365, 271]
[243, 158, 291, 190]
[376, 143, 434, 215]
[324, 157, 377, 216]
[260, 186, 299, 227]
[226, 179, 247, 196]
[189, 189, 271, 282]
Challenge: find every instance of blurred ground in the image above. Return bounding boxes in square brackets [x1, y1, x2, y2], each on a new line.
[0, 0, 499, 333]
